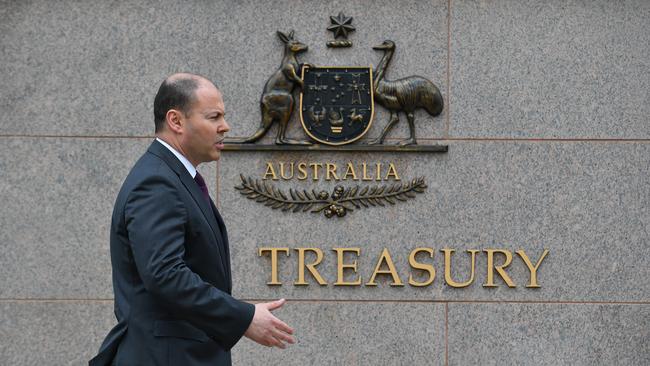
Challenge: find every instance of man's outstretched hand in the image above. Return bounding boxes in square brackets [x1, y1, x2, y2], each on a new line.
[244, 299, 295, 349]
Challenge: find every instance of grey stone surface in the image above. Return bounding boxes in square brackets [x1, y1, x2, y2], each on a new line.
[448, 303, 650, 366]
[0, 137, 216, 298]
[232, 301, 445, 366]
[2, 1, 649, 364]
[219, 141, 650, 301]
[0, 301, 115, 365]
[0, 0, 447, 140]
[0, 301, 443, 366]
[450, 0, 650, 138]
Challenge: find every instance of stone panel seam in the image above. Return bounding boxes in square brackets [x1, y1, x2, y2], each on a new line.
[216, 160, 221, 209]
[1, 299, 649, 305]
[445, 0, 451, 139]
[150, 136, 649, 142]
[239, 299, 650, 305]
[0, 134, 153, 139]
[440, 137, 650, 142]
[0, 299, 114, 303]
[445, 302, 449, 366]
[4, 135, 647, 142]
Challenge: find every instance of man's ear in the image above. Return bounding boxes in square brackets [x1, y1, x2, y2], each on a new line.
[165, 109, 184, 134]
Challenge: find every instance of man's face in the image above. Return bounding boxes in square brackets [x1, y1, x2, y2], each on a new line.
[180, 83, 230, 165]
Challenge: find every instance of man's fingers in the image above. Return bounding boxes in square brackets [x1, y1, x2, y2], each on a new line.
[249, 299, 295, 349]
[272, 318, 294, 335]
[266, 298, 286, 311]
[265, 333, 285, 349]
[272, 335, 287, 349]
[272, 327, 295, 344]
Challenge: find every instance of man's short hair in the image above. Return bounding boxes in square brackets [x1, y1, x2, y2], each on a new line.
[153, 76, 200, 132]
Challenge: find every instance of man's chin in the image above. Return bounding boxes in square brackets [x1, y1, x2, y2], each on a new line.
[198, 153, 220, 164]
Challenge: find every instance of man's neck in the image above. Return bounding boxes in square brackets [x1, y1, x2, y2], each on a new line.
[155, 137, 197, 178]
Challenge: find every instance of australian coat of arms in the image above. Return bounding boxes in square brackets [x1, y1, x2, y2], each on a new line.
[228, 14, 446, 218]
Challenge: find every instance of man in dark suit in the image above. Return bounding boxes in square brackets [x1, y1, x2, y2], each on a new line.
[90, 73, 294, 366]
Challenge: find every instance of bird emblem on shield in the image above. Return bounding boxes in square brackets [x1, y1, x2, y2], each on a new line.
[299, 66, 375, 145]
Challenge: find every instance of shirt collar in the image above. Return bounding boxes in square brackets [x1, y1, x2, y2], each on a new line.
[155, 138, 197, 178]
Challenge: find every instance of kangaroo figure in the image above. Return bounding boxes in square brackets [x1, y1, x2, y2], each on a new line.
[369, 40, 444, 145]
[232, 30, 311, 145]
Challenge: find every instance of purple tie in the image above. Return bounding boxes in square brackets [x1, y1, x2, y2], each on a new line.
[193, 172, 211, 203]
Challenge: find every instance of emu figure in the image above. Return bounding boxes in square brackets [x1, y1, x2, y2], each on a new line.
[369, 40, 443, 145]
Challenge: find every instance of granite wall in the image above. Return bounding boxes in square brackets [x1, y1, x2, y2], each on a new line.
[1, 0, 648, 365]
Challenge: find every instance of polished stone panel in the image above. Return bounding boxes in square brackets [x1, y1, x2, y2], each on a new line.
[2, 1, 649, 363]
[219, 141, 650, 301]
[233, 301, 445, 366]
[0, 301, 443, 366]
[0, 0, 447, 140]
[448, 303, 650, 365]
[0, 301, 115, 365]
[450, 0, 650, 138]
[0, 137, 216, 298]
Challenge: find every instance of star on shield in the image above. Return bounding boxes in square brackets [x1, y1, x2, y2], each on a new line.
[327, 12, 355, 39]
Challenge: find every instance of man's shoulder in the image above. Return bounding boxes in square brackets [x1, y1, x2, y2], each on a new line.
[110, 149, 186, 227]
[115, 151, 179, 203]
[126, 150, 172, 180]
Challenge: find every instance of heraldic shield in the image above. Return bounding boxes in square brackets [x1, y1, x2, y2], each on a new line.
[299, 66, 375, 145]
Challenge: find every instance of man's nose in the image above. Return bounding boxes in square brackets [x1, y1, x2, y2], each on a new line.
[220, 119, 230, 133]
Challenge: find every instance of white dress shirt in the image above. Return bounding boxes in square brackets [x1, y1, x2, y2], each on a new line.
[155, 138, 197, 178]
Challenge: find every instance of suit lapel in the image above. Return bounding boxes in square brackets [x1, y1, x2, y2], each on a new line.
[147, 140, 228, 281]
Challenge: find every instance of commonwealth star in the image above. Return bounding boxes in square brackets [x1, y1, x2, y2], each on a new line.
[327, 12, 355, 39]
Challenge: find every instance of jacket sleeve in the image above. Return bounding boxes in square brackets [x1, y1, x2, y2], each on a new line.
[124, 174, 255, 350]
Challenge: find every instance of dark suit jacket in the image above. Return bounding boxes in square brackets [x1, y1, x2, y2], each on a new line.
[90, 140, 255, 366]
